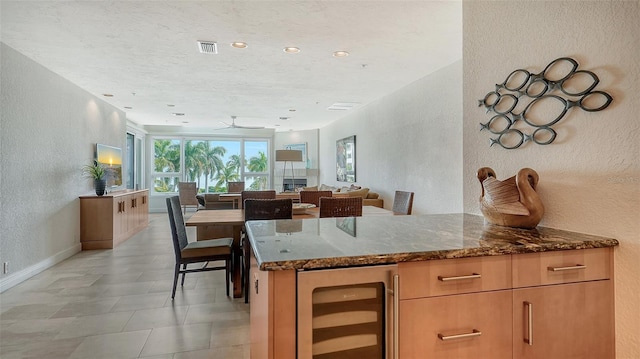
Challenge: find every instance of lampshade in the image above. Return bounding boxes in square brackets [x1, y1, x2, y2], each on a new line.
[275, 149, 303, 162]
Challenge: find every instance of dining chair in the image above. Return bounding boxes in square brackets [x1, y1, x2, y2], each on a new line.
[178, 182, 199, 214]
[227, 181, 245, 193]
[299, 190, 333, 207]
[392, 190, 415, 215]
[242, 198, 293, 303]
[166, 196, 233, 299]
[319, 197, 363, 218]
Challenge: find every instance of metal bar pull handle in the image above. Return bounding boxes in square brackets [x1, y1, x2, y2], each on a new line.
[547, 264, 586, 272]
[393, 274, 399, 359]
[437, 273, 481, 281]
[438, 329, 482, 341]
[524, 301, 533, 346]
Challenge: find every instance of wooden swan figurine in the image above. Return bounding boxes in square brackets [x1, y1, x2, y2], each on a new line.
[477, 167, 544, 229]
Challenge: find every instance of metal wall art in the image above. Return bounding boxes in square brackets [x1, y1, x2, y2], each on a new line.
[478, 57, 613, 149]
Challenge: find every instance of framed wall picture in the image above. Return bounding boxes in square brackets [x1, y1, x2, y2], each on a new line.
[336, 135, 356, 182]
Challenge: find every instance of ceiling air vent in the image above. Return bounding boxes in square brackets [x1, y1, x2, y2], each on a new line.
[327, 102, 360, 111]
[197, 40, 218, 54]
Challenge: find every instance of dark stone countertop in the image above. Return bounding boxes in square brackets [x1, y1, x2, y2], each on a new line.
[245, 213, 619, 271]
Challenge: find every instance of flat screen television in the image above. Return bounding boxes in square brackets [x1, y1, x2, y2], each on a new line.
[96, 143, 123, 187]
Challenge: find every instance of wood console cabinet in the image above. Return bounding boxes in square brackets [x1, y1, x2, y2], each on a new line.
[80, 189, 149, 249]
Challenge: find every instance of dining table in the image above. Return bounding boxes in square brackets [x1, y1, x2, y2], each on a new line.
[185, 205, 395, 298]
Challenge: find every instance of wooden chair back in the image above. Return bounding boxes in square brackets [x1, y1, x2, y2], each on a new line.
[319, 197, 363, 218]
[300, 190, 333, 206]
[178, 182, 199, 213]
[242, 197, 291, 303]
[244, 199, 293, 221]
[166, 196, 189, 261]
[228, 181, 245, 193]
[392, 190, 414, 215]
[241, 190, 276, 207]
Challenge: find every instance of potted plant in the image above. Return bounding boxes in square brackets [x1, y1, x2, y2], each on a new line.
[82, 161, 107, 196]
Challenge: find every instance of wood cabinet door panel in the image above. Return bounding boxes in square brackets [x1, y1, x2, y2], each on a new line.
[513, 280, 614, 359]
[399, 290, 512, 359]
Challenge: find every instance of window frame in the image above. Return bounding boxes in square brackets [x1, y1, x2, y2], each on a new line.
[150, 135, 272, 194]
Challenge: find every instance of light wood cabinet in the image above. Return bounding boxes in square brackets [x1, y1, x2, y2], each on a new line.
[400, 290, 512, 359]
[249, 252, 296, 359]
[513, 280, 614, 359]
[80, 189, 149, 249]
[250, 248, 614, 359]
[398, 248, 614, 359]
[512, 248, 614, 359]
[399, 255, 512, 299]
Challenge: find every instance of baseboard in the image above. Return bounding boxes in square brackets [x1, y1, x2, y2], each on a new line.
[0, 243, 82, 293]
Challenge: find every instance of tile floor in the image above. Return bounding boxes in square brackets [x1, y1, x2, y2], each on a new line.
[0, 213, 250, 359]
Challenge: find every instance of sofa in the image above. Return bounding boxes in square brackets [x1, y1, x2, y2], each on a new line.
[196, 193, 235, 210]
[301, 184, 384, 208]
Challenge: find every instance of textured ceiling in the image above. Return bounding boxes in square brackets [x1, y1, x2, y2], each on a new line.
[1, 1, 462, 131]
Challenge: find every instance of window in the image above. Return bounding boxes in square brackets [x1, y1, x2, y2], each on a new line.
[245, 140, 269, 190]
[151, 137, 271, 194]
[152, 138, 181, 193]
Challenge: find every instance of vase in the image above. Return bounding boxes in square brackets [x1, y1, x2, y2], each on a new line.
[95, 179, 106, 196]
[477, 167, 544, 229]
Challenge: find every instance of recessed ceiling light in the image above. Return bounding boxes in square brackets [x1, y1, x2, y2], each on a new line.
[182, 121, 189, 124]
[102, 93, 114, 97]
[333, 51, 349, 57]
[167, 104, 175, 107]
[231, 42, 248, 49]
[283, 47, 300, 54]
[172, 113, 185, 116]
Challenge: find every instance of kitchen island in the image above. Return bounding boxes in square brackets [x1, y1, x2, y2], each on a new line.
[246, 213, 619, 359]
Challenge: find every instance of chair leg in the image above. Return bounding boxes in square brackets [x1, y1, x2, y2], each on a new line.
[226, 259, 230, 297]
[171, 263, 180, 299]
[181, 263, 187, 286]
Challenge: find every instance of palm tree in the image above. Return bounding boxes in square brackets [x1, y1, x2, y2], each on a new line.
[247, 151, 269, 190]
[184, 141, 208, 190]
[154, 139, 179, 172]
[154, 139, 180, 192]
[227, 154, 242, 174]
[202, 144, 226, 193]
[214, 163, 241, 191]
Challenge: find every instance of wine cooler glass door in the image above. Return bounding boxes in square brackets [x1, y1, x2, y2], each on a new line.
[297, 265, 398, 359]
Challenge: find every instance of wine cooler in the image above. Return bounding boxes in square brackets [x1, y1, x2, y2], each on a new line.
[297, 265, 398, 358]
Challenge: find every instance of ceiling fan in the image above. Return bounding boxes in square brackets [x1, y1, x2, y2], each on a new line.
[216, 116, 265, 130]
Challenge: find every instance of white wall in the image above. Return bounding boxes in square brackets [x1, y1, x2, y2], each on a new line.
[0, 43, 127, 291]
[319, 61, 463, 214]
[462, 1, 639, 357]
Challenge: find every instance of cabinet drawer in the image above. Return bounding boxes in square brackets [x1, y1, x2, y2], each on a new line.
[398, 255, 511, 299]
[512, 247, 612, 288]
[399, 290, 512, 359]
